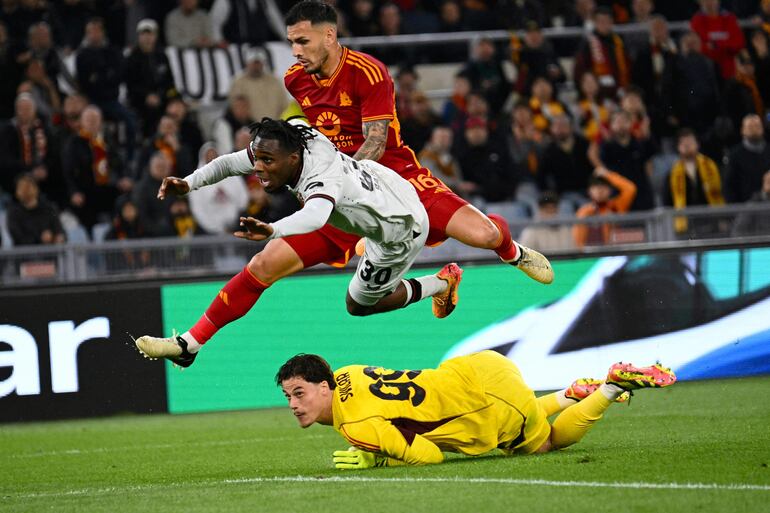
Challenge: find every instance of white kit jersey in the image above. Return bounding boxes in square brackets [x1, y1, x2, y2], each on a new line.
[290, 126, 426, 244]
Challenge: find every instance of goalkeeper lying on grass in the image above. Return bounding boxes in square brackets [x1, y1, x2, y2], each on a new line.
[277, 350, 676, 468]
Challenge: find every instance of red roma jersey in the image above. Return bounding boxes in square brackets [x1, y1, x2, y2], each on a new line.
[284, 47, 422, 175]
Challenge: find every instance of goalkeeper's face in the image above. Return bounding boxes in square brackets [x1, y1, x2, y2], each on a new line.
[281, 377, 334, 427]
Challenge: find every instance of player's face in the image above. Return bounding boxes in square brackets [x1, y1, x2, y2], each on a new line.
[250, 137, 301, 193]
[281, 377, 332, 428]
[286, 21, 333, 75]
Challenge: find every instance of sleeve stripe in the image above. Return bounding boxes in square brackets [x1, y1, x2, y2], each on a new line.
[305, 193, 336, 206]
[348, 52, 384, 82]
[246, 142, 255, 164]
[347, 56, 383, 83]
[347, 60, 377, 85]
[361, 114, 394, 122]
[284, 64, 303, 77]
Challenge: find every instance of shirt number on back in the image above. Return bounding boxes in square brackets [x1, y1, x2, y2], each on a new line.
[363, 367, 426, 407]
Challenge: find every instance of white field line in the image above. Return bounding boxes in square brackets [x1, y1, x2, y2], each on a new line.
[6, 475, 770, 500]
[4, 435, 326, 459]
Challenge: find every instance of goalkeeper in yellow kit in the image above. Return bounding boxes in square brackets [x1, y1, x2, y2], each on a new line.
[276, 350, 676, 468]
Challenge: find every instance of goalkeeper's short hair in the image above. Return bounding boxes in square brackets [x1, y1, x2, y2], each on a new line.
[276, 354, 336, 389]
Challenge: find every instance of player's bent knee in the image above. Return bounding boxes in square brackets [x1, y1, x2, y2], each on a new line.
[479, 219, 502, 249]
[345, 294, 372, 316]
[246, 240, 300, 284]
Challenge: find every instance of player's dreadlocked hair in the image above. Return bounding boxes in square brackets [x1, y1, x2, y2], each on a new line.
[285, 1, 337, 26]
[276, 354, 336, 389]
[248, 117, 317, 155]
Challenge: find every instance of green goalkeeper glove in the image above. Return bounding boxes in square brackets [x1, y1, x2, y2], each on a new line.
[332, 447, 386, 469]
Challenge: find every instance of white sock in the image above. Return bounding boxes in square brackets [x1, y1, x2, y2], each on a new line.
[599, 383, 625, 401]
[418, 275, 448, 297]
[556, 388, 578, 408]
[180, 332, 202, 354]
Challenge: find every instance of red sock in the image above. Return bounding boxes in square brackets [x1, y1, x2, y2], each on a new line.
[487, 213, 520, 262]
[188, 267, 270, 344]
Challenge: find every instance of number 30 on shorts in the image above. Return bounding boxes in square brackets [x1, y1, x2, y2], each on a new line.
[359, 259, 392, 285]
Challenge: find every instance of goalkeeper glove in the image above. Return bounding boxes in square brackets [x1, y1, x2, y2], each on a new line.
[332, 447, 386, 470]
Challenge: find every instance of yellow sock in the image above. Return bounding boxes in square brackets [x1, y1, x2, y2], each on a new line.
[550, 390, 613, 449]
[537, 391, 570, 417]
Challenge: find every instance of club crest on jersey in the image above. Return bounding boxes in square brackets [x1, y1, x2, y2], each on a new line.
[339, 91, 352, 107]
[315, 112, 341, 137]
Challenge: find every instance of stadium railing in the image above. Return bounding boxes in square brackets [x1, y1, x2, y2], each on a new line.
[2, 202, 769, 288]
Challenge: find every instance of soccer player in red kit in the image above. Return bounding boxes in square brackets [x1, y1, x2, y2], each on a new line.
[133, 1, 552, 368]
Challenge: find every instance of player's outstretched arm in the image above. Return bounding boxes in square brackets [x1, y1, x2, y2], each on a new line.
[233, 216, 274, 242]
[181, 149, 255, 194]
[352, 119, 389, 162]
[335, 419, 444, 469]
[233, 197, 334, 242]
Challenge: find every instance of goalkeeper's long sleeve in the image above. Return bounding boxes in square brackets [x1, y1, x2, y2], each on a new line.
[339, 417, 444, 466]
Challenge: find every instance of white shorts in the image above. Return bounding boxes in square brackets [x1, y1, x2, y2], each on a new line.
[347, 212, 429, 306]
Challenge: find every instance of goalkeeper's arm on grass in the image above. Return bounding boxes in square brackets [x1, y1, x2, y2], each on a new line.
[333, 418, 444, 469]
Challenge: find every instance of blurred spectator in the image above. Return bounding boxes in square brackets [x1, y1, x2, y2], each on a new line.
[573, 167, 637, 247]
[631, 15, 679, 143]
[518, 192, 575, 252]
[165, 97, 204, 154]
[457, 116, 518, 202]
[441, 72, 471, 126]
[400, 92, 440, 153]
[573, 8, 631, 100]
[188, 142, 249, 234]
[0, 20, 24, 119]
[17, 22, 70, 95]
[169, 195, 203, 238]
[7, 173, 65, 245]
[528, 76, 569, 134]
[506, 101, 545, 181]
[430, 0, 469, 63]
[461, 36, 511, 112]
[497, 0, 546, 30]
[690, 0, 745, 80]
[564, 0, 597, 28]
[125, 18, 177, 138]
[164, 0, 213, 48]
[724, 114, 770, 202]
[417, 125, 465, 194]
[105, 195, 151, 271]
[395, 66, 419, 120]
[48, 0, 96, 54]
[620, 87, 652, 141]
[212, 94, 254, 155]
[733, 170, 770, 235]
[538, 114, 593, 212]
[511, 20, 565, 96]
[348, 0, 380, 37]
[574, 72, 613, 144]
[141, 115, 195, 176]
[17, 57, 60, 122]
[747, 29, 770, 108]
[723, 51, 766, 134]
[376, 3, 411, 65]
[62, 105, 129, 231]
[599, 110, 655, 210]
[675, 31, 721, 135]
[624, 0, 655, 58]
[48, 93, 88, 206]
[133, 151, 174, 237]
[459, 0, 496, 30]
[0, 93, 51, 198]
[228, 46, 287, 121]
[210, 0, 284, 46]
[663, 129, 725, 234]
[76, 17, 137, 164]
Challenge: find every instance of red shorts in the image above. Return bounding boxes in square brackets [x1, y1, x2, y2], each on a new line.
[284, 168, 468, 268]
[399, 167, 468, 246]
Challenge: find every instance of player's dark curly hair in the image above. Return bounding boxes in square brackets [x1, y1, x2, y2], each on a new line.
[248, 117, 317, 155]
[276, 354, 336, 389]
[285, 1, 338, 26]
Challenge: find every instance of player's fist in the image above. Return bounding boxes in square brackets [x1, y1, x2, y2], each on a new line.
[233, 216, 274, 242]
[332, 447, 385, 470]
[158, 177, 190, 199]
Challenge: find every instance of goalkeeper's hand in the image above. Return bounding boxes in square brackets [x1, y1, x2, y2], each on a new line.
[332, 447, 386, 470]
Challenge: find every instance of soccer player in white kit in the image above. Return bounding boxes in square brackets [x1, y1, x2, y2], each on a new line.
[151, 117, 463, 321]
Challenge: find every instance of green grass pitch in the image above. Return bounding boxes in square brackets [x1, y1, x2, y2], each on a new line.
[2, 376, 769, 513]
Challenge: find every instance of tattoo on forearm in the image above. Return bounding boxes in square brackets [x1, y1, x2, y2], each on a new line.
[353, 119, 389, 162]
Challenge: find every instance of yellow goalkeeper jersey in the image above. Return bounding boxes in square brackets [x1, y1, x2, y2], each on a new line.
[331, 351, 547, 465]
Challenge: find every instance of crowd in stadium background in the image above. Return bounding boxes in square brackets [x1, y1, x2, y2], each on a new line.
[1, 0, 769, 253]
